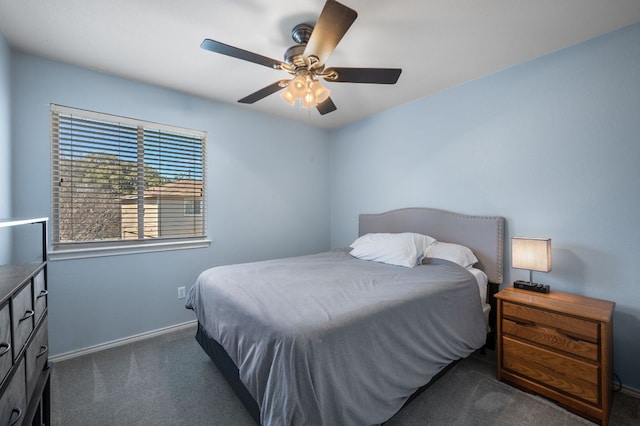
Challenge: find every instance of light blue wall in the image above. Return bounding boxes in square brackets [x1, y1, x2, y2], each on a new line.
[331, 23, 640, 390]
[6, 21, 640, 391]
[0, 31, 11, 262]
[9, 52, 331, 356]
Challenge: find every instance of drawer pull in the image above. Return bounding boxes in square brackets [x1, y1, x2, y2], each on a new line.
[0, 342, 10, 357]
[36, 345, 49, 358]
[556, 328, 584, 342]
[19, 309, 35, 322]
[512, 318, 535, 327]
[9, 408, 22, 426]
[37, 289, 49, 298]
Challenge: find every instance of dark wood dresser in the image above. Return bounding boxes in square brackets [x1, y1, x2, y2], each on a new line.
[496, 286, 614, 425]
[0, 218, 50, 425]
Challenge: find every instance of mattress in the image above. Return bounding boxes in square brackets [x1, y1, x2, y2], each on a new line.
[186, 250, 487, 425]
[468, 267, 491, 330]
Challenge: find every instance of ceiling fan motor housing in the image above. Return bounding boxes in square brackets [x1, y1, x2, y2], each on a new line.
[291, 23, 313, 44]
[284, 44, 307, 68]
[284, 23, 316, 68]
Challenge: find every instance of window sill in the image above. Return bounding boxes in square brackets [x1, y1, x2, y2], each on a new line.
[48, 239, 211, 261]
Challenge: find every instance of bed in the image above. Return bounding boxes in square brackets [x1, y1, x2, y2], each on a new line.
[186, 207, 505, 425]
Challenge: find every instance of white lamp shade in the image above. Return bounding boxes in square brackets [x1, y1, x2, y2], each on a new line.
[301, 90, 315, 109]
[310, 80, 330, 104]
[280, 87, 297, 105]
[289, 74, 308, 98]
[512, 237, 552, 272]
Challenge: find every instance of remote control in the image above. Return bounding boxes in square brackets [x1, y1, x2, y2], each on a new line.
[514, 280, 550, 294]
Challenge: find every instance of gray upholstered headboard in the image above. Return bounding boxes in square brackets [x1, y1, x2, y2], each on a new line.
[359, 207, 505, 284]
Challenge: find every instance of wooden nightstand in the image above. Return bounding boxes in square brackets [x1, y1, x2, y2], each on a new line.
[496, 286, 615, 425]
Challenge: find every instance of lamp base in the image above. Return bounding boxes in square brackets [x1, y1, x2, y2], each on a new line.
[514, 280, 550, 294]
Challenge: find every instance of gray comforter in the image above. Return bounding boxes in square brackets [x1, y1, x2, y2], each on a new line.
[186, 250, 487, 425]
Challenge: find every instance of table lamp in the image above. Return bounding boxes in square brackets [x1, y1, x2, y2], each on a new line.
[512, 237, 552, 293]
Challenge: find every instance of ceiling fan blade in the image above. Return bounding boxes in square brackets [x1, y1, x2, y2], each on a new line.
[324, 67, 402, 84]
[238, 81, 286, 104]
[316, 97, 337, 115]
[303, 0, 357, 66]
[201, 39, 285, 70]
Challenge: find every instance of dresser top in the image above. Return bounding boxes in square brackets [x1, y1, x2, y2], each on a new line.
[496, 286, 615, 323]
[0, 263, 46, 305]
[0, 217, 48, 228]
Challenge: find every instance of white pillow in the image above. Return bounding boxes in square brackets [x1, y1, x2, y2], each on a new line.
[425, 242, 478, 269]
[349, 232, 437, 268]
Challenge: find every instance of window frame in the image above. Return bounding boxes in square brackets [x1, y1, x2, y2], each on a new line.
[183, 199, 203, 217]
[49, 104, 210, 260]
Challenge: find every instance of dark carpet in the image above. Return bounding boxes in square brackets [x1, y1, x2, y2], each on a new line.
[50, 324, 639, 425]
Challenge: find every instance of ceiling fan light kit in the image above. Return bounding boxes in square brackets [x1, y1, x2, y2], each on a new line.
[280, 70, 331, 109]
[200, 0, 402, 115]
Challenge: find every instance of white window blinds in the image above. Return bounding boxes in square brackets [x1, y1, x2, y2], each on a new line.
[51, 104, 207, 250]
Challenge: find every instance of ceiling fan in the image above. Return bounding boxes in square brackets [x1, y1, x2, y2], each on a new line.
[200, 0, 402, 115]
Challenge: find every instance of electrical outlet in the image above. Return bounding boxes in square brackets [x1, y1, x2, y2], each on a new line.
[177, 286, 186, 299]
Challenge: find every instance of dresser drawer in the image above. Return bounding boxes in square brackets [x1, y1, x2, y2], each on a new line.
[0, 358, 26, 426]
[11, 283, 34, 361]
[502, 301, 599, 343]
[502, 336, 599, 405]
[26, 317, 49, 399]
[0, 303, 11, 385]
[33, 269, 48, 323]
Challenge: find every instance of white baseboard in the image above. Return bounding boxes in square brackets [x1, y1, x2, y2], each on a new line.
[49, 320, 197, 363]
[620, 384, 640, 399]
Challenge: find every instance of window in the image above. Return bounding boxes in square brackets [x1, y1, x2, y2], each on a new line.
[50, 104, 207, 255]
[184, 200, 202, 216]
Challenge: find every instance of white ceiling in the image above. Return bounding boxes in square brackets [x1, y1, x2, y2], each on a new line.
[1, 0, 639, 130]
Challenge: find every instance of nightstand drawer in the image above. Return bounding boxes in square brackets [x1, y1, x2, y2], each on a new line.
[503, 336, 599, 405]
[502, 301, 598, 343]
[502, 317, 599, 361]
